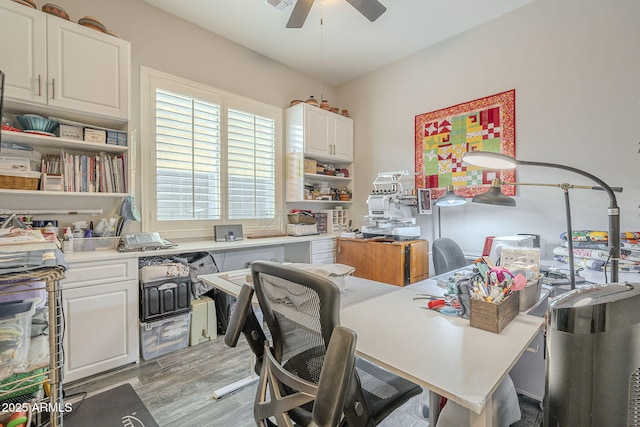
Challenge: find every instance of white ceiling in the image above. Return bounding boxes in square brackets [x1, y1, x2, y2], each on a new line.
[141, 0, 534, 86]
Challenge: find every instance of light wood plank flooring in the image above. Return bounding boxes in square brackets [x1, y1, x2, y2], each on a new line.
[64, 334, 540, 426]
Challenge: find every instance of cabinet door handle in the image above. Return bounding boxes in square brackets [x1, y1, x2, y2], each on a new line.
[51, 78, 55, 99]
[38, 74, 41, 96]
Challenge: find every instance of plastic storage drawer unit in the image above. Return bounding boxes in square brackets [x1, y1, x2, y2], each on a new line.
[140, 312, 191, 360]
[140, 277, 191, 322]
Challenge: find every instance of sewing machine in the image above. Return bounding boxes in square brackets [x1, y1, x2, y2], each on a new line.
[361, 171, 421, 240]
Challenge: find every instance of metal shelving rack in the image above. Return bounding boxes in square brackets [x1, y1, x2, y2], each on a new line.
[0, 266, 65, 427]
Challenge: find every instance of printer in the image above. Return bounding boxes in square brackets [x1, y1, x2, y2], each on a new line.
[361, 170, 421, 240]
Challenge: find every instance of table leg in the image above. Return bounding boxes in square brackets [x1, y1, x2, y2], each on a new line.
[212, 373, 258, 399]
[213, 308, 262, 400]
[428, 391, 442, 426]
[469, 396, 492, 427]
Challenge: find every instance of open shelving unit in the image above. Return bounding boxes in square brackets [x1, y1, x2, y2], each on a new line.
[0, 265, 65, 427]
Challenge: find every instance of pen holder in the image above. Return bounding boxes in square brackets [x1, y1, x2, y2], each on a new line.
[470, 292, 519, 333]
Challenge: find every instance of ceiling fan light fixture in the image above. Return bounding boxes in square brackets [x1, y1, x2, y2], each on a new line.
[286, 0, 314, 28]
[286, 0, 386, 28]
[345, 0, 386, 22]
[265, 0, 295, 11]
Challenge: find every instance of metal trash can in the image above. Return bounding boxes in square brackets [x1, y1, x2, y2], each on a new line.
[544, 283, 640, 426]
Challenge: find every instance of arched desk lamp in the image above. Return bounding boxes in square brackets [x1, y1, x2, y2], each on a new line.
[462, 151, 622, 288]
[434, 185, 467, 238]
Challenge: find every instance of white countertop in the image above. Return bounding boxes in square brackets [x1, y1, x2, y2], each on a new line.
[340, 282, 543, 424]
[62, 233, 339, 263]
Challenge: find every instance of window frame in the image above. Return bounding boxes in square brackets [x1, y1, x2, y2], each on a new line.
[140, 67, 284, 240]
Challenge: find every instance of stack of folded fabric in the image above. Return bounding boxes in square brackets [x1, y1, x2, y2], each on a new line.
[552, 230, 640, 272]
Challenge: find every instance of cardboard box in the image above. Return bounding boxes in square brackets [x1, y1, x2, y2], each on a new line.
[59, 124, 83, 140]
[117, 131, 128, 146]
[84, 128, 107, 144]
[304, 158, 317, 174]
[42, 173, 64, 191]
[470, 293, 519, 333]
[106, 130, 119, 145]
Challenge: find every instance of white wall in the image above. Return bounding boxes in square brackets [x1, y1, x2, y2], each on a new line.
[15, 0, 639, 261]
[28, 0, 335, 229]
[337, 0, 640, 259]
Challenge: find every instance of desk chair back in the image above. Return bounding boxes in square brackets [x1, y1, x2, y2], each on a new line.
[432, 238, 468, 275]
[249, 261, 422, 427]
[226, 283, 357, 427]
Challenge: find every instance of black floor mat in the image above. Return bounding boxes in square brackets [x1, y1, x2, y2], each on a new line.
[64, 383, 159, 427]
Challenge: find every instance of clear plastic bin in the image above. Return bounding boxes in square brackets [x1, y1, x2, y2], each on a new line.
[0, 300, 35, 366]
[139, 312, 191, 360]
[72, 237, 119, 252]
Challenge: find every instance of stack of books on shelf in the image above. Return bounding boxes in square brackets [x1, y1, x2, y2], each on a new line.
[40, 151, 127, 193]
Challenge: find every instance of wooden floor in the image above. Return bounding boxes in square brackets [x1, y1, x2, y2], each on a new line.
[63, 334, 540, 426]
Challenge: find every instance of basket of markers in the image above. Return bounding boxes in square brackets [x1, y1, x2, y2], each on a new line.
[467, 257, 528, 333]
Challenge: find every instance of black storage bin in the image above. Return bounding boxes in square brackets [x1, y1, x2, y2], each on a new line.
[140, 277, 191, 322]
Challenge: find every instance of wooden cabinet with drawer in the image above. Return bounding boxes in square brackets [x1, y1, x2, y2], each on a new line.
[336, 238, 429, 286]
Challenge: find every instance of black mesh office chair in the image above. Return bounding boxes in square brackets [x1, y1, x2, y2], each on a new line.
[432, 237, 468, 275]
[225, 260, 422, 426]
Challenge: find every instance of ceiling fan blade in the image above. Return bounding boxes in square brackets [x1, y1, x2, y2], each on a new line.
[286, 0, 314, 28]
[345, 0, 386, 22]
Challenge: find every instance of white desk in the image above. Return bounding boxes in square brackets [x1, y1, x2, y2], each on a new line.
[200, 270, 543, 427]
[340, 278, 544, 427]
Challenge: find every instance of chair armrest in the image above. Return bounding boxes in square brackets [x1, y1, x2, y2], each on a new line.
[224, 284, 254, 347]
[310, 326, 358, 427]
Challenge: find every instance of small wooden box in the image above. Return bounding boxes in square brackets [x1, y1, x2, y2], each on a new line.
[304, 158, 317, 174]
[470, 293, 519, 333]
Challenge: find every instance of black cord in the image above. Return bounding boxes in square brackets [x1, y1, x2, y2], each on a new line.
[604, 249, 613, 283]
[39, 390, 88, 427]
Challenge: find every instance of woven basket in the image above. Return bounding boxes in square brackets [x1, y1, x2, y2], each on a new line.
[0, 173, 40, 190]
[288, 213, 316, 225]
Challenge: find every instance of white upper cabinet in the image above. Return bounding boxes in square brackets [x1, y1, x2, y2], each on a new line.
[287, 103, 353, 162]
[46, 16, 130, 121]
[0, 1, 47, 103]
[0, 0, 130, 122]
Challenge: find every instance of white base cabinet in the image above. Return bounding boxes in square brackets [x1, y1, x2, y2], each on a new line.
[310, 238, 336, 264]
[61, 258, 138, 383]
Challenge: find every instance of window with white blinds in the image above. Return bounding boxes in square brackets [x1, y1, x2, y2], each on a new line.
[227, 108, 276, 219]
[141, 68, 282, 238]
[156, 89, 221, 221]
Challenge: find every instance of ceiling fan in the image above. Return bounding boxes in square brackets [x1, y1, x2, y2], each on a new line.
[286, 0, 387, 28]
